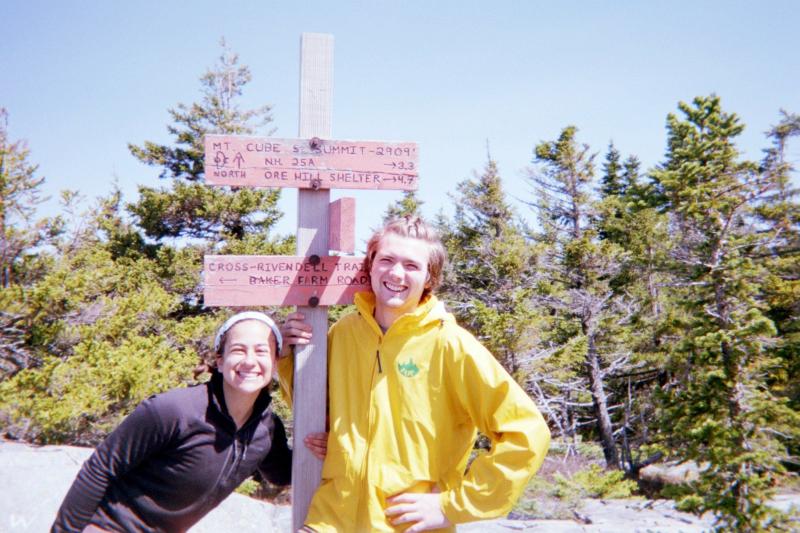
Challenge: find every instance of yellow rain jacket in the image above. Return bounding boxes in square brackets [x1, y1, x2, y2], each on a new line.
[278, 292, 550, 532]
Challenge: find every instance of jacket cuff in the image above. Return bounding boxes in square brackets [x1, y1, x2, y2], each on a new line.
[276, 355, 294, 403]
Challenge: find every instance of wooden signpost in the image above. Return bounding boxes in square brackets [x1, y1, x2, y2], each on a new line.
[202, 33, 419, 530]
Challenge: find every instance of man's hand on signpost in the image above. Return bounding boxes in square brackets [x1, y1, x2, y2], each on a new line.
[280, 312, 313, 358]
[385, 492, 452, 532]
[303, 432, 328, 460]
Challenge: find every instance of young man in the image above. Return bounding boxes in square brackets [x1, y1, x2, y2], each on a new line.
[279, 216, 550, 532]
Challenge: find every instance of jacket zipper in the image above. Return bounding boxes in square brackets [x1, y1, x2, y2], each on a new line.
[355, 341, 383, 520]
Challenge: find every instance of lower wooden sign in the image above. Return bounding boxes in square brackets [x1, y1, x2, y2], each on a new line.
[204, 255, 369, 306]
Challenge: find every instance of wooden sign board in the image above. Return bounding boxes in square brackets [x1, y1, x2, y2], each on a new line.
[204, 134, 418, 191]
[204, 255, 368, 307]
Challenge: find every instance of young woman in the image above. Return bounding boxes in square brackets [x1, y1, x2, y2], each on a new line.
[52, 311, 326, 533]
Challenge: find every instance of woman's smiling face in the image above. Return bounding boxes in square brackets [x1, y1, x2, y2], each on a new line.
[216, 319, 276, 396]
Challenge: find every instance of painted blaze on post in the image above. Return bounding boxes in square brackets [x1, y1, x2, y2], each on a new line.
[205, 134, 418, 191]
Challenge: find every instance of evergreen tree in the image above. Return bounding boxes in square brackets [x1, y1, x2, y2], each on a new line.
[622, 156, 642, 198]
[0, 192, 218, 443]
[127, 40, 292, 313]
[594, 143, 673, 474]
[600, 142, 625, 198]
[383, 190, 423, 222]
[0, 109, 62, 288]
[597, 142, 628, 243]
[0, 109, 64, 379]
[597, 145, 671, 319]
[0, 44, 289, 444]
[127, 39, 286, 252]
[758, 110, 800, 464]
[652, 96, 799, 530]
[528, 126, 637, 469]
[440, 158, 540, 376]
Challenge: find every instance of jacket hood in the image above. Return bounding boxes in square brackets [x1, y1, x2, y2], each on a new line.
[353, 291, 454, 335]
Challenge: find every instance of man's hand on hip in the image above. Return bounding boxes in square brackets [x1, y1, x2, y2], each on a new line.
[385, 492, 451, 532]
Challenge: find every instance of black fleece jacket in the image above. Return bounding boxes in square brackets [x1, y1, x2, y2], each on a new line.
[51, 372, 291, 532]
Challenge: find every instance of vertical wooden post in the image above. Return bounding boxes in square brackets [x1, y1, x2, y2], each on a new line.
[292, 32, 333, 531]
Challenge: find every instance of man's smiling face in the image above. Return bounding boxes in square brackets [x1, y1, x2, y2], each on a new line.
[369, 233, 431, 328]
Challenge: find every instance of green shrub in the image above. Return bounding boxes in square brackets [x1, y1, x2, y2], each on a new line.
[514, 476, 582, 520]
[235, 477, 260, 497]
[513, 462, 638, 519]
[556, 463, 639, 499]
[0, 246, 223, 444]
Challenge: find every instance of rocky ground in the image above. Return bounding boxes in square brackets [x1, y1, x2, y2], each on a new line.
[2, 440, 797, 532]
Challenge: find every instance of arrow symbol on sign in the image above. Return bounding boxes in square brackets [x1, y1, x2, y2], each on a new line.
[219, 278, 237, 284]
[233, 152, 245, 169]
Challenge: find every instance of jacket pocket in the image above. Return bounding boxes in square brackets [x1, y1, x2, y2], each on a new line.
[376, 463, 437, 499]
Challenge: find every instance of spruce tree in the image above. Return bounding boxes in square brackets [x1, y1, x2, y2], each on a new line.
[127, 39, 286, 253]
[758, 111, 800, 470]
[528, 126, 636, 469]
[600, 142, 625, 198]
[0, 109, 62, 288]
[597, 145, 672, 320]
[622, 156, 642, 199]
[0, 108, 63, 379]
[0, 43, 289, 443]
[652, 96, 799, 530]
[594, 143, 673, 473]
[439, 158, 539, 376]
[383, 190, 423, 222]
[597, 142, 629, 243]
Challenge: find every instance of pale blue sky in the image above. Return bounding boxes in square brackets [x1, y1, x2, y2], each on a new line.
[3, 1, 799, 250]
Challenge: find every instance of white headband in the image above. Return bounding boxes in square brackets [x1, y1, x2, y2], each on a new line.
[214, 312, 282, 354]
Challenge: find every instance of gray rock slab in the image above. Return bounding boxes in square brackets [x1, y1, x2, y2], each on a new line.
[2, 441, 797, 532]
[459, 498, 715, 533]
[0, 440, 290, 532]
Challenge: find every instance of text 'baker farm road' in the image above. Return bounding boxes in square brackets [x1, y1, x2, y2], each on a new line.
[204, 255, 370, 307]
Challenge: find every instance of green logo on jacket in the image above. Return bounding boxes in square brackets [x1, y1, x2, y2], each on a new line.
[397, 358, 420, 377]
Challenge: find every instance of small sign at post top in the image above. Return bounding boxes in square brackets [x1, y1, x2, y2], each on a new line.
[329, 198, 356, 254]
[205, 134, 418, 191]
[204, 255, 369, 307]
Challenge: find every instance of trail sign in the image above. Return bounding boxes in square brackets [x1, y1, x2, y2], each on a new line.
[205, 135, 418, 190]
[201, 33, 417, 530]
[204, 255, 368, 307]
